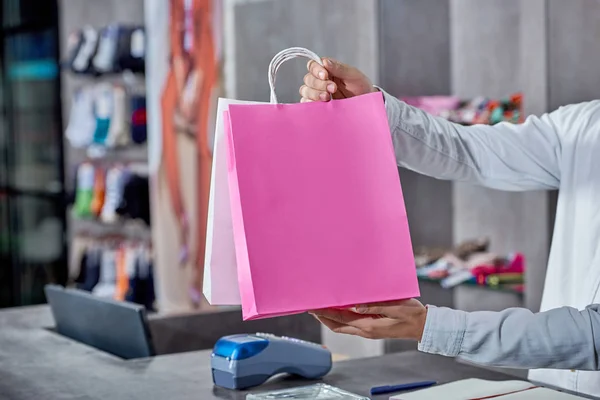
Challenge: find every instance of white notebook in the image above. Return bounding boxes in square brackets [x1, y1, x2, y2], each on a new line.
[392, 379, 586, 400]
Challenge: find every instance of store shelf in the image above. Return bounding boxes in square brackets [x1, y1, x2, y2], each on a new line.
[417, 275, 524, 296]
[85, 144, 148, 164]
[69, 215, 151, 242]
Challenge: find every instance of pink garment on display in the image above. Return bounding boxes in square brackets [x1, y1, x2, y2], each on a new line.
[224, 91, 419, 320]
[401, 96, 461, 116]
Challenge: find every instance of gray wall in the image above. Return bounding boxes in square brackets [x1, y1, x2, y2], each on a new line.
[226, 0, 378, 103]
[379, 0, 454, 249]
[547, 0, 600, 110]
[379, 0, 450, 97]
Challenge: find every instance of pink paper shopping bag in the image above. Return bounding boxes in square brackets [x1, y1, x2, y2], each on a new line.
[225, 48, 419, 320]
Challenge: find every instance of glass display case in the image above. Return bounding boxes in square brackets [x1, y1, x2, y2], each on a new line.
[0, 0, 66, 307]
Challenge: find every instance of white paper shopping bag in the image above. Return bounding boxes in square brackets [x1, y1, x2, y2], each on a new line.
[203, 98, 262, 305]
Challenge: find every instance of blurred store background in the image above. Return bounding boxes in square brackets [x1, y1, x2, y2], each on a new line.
[1, 0, 599, 362]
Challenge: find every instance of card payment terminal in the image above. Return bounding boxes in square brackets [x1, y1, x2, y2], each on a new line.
[211, 333, 332, 390]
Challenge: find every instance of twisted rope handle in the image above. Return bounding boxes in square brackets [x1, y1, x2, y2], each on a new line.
[268, 47, 323, 104]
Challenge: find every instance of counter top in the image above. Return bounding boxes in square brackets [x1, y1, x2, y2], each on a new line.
[0, 305, 516, 400]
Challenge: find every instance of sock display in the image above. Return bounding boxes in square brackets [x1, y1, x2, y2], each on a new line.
[93, 247, 117, 298]
[64, 21, 152, 309]
[130, 95, 147, 144]
[71, 239, 154, 310]
[73, 163, 96, 218]
[100, 166, 126, 224]
[125, 246, 155, 311]
[64, 29, 85, 70]
[105, 85, 130, 148]
[93, 83, 114, 145]
[65, 87, 96, 148]
[90, 167, 106, 217]
[71, 26, 99, 74]
[93, 25, 120, 74]
[72, 163, 149, 227]
[114, 245, 129, 301]
[116, 174, 150, 225]
[77, 247, 101, 292]
[116, 26, 146, 73]
[66, 83, 146, 149]
[66, 25, 146, 75]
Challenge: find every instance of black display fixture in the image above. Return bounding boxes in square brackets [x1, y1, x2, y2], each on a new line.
[0, 0, 67, 307]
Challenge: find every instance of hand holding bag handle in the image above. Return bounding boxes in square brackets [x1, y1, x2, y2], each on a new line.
[268, 47, 324, 104]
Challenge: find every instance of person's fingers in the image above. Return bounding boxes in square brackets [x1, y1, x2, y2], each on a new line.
[304, 73, 337, 94]
[322, 58, 357, 80]
[310, 311, 399, 339]
[331, 324, 368, 337]
[311, 309, 390, 333]
[300, 97, 313, 103]
[355, 300, 417, 317]
[314, 315, 340, 330]
[312, 314, 367, 337]
[299, 84, 330, 102]
[312, 314, 344, 331]
[311, 308, 364, 324]
[307, 60, 329, 81]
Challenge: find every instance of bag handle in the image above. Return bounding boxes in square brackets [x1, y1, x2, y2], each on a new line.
[268, 47, 323, 104]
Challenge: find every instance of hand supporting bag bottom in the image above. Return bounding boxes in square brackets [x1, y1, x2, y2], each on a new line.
[203, 98, 262, 305]
[226, 48, 420, 320]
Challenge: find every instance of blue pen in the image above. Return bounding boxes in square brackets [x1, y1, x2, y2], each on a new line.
[370, 380, 437, 396]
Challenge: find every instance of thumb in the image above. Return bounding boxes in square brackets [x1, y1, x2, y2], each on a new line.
[322, 58, 358, 80]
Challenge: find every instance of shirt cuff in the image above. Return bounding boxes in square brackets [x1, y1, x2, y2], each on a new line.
[373, 85, 402, 133]
[418, 306, 468, 357]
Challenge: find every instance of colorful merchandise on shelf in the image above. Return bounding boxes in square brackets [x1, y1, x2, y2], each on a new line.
[92, 83, 114, 146]
[101, 165, 128, 224]
[130, 95, 147, 144]
[73, 236, 154, 310]
[90, 167, 106, 217]
[414, 238, 490, 270]
[65, 25, 145, 75]
[105, 85, 131, 147]
[416, 239, 526, 291]
[65, 82, 147, 149]
[93, 246, 118, 298]
[76, 246, 101, 292]
[65, 26, 99, 75]
[93, 25, 120, 74]
[401, 96, 461, 117]
[116, 174, 151, 225]
[117, 26, 146, 74]
[126, 252, 155, 311]
[73, 162, 150, 226]
[472, 252, 525, 285]
[65, 86, 96, 148]
[403, 93, 524, 126]
[73, 162, 96, 218]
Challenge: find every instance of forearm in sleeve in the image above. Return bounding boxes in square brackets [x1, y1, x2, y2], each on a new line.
[379, 89, 562, 191]
[418, 305, 600, 371]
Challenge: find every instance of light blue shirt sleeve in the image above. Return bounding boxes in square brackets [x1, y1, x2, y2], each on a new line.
[418, 305, 600, 371]
[379, 88, 600, 371]
[379, 88, 563, 191]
